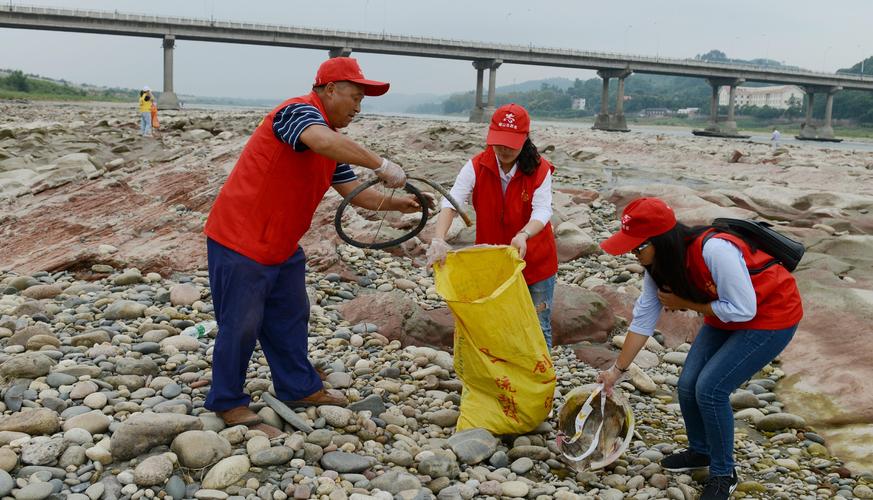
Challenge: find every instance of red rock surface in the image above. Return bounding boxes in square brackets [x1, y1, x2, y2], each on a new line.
[4, 103, 873, 472]
[592, 284, 703, 348]
[339, 292, 455, 350]
[551, 284, 616, 346]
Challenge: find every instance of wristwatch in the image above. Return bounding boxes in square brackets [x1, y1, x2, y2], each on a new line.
[518, 229, 532, 239]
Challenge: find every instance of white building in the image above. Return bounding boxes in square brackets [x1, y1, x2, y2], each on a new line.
[677, 107, 700, 117]
[718, 85, 804, 109]
[571, 97, 587, 110]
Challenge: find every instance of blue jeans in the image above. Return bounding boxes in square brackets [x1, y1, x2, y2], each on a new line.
[204, 238, 322, 412]
[140, 112, 151, 136]
[527, 274, 556, 349]
[678, 323, 797, 475]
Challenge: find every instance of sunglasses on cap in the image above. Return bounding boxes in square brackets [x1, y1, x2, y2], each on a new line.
[632, 241, 651, 254]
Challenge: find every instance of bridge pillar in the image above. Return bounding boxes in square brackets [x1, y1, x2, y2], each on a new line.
[727, 84, 738, 123]
[692, 78, 748, 138]
[469, 59, 501, 123]
[469, 60, 488, 123]
[615, 74, 627, 116]
[157, 35, 180, 110]
[797, 86, 842, 142]
[804, 91, 816, 126]
[823, 88, 837, 134]
[592, 69, 631, 132]
[328, 47, 352, 58]
[599, 77, 609, 116]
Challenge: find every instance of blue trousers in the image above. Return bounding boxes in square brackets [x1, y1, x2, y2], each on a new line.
[528, 274, 556, 349]
[678, 323, 796, 475]
[204, 238, 322, 412]
[140, 112, 151, 136]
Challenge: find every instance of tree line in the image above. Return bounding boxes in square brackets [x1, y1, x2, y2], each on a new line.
[415, 53, 873, 124]
[0, 70, 137, 101]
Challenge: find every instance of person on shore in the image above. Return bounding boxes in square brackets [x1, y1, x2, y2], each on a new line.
[770, 128, 781, 149]
[595, 197, 803, 500]
[138, 86, 154, 137]
[203, 57, 424, 428]
[425, 103, 558, 348]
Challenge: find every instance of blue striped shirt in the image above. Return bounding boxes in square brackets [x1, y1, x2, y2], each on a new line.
[629, 238, 757, 336]
[272, 103, 357, 185]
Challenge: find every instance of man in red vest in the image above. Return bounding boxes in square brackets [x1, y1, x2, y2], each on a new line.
[203, 57, 425, 427]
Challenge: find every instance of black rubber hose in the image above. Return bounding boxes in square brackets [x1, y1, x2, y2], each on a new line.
[334, 176, 472, 249]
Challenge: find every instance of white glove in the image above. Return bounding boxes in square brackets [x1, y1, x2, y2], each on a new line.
[596, 363, 629, 397]
[373, 158, 407, 188]
[426, 238, 451, 268]
[510, 231, 529, 259]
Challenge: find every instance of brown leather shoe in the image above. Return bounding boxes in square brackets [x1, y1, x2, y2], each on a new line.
[216, 406, 262, 426]
[284, 388, 348, 408]
[249, 422, 286, 439]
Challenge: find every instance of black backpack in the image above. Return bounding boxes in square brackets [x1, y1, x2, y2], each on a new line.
[705, 218, 805, 273]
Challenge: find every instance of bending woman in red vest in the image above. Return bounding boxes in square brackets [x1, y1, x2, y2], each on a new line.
[426, 104, 559, 348]
[595, 197, 802, 500]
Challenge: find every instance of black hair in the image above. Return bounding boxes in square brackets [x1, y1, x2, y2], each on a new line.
[516, 137, 541, 176]
[646, 222, 757, 303]
[139, 90, 145, 97]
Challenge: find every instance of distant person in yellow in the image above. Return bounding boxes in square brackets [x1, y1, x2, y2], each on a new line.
[138, 86, 154, 136]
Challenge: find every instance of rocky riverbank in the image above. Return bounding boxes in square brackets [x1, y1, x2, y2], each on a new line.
[0, 259, 868, 500]
[1, 100, 872, 499]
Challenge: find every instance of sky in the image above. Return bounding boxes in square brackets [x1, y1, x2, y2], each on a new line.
[1, 0, 871, 100]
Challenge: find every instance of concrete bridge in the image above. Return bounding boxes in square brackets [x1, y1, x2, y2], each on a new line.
[2, 5, 872, 141]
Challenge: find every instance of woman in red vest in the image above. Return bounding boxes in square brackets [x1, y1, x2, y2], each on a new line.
[596, 197, 802, 500]
[426, 104, 558, 348]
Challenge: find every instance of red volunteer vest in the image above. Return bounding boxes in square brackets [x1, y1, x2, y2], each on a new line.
[204, 92, 336, 265]
[686, 230, 803, 330]
[471, 147, 558, 285]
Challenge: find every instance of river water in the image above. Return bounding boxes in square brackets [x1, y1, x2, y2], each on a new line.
[368, 111, 873, 153]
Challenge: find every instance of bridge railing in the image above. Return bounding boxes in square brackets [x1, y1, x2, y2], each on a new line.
[2, 3, 868, 83]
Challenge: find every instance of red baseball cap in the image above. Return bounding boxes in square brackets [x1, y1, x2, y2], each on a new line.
[313, 57, 390, 96]
[600, 197, 677, 255]
[486, 103, 530, 149]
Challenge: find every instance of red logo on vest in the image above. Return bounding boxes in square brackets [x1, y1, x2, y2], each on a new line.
[521, 189, 530, 202]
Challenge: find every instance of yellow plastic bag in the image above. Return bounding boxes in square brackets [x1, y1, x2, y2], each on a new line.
[434, 245, 556, 435]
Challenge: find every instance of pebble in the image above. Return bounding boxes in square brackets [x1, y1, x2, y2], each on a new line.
[447, 428, 497, 465]
[13, 480, 54, 500]
[0, 470, 11, 496]
[0, 121, 866, 500]
[854, 485, 873, 499]
[133, 454, 174, 486]
[321, 451, 374, 473]
[171, 431, 232, 469]
[756, 412, 807, 431]
[201, 455, 250, 490]
[509, 457, 534, 474]
[501, 480, 529, 498]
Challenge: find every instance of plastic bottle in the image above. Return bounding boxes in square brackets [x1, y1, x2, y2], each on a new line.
[181, 320, 217, 339]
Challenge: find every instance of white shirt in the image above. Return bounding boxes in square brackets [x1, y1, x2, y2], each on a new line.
[440, 155, 553, 224]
